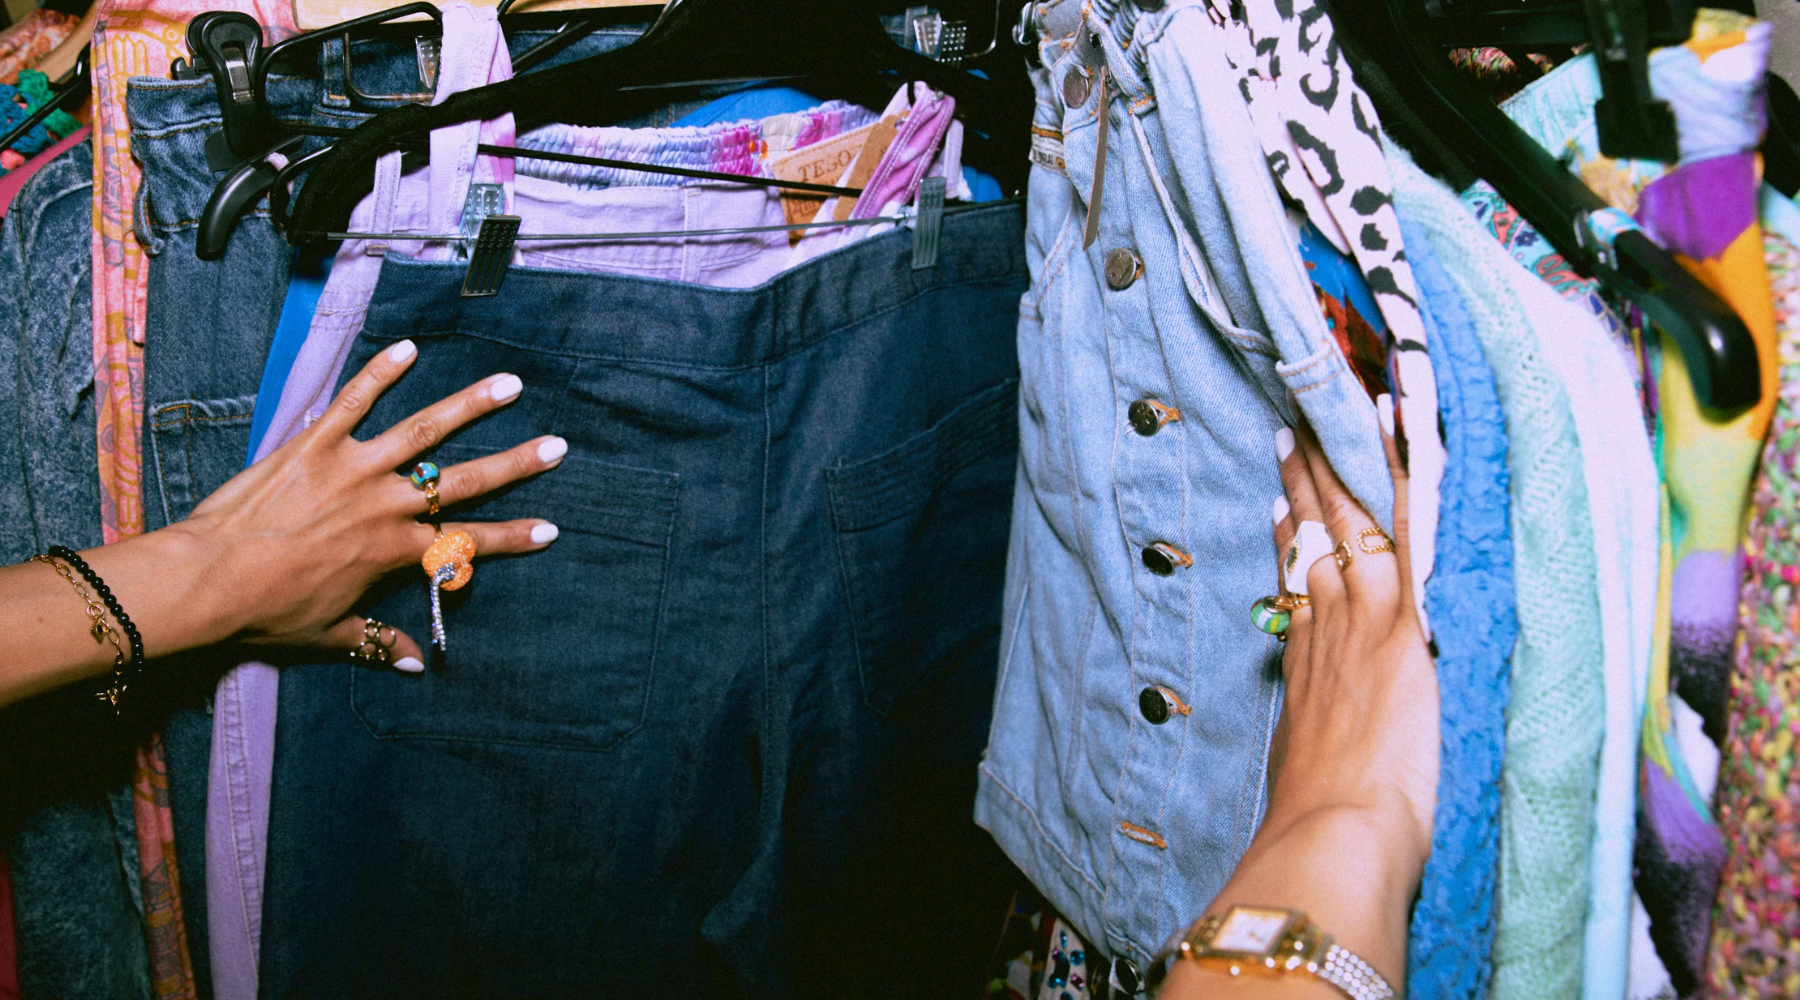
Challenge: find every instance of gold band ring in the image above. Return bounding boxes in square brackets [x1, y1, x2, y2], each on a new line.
[1356, 527, 1395, 554]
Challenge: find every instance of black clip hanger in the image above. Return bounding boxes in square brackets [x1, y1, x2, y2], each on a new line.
[282, 0, 1030, 239]
[189, 3, 446, 257]
[1583, 0, 1678, 161]
[0, 44, 88, 158]
[188, 12, 277, 166]
[1337, 0, 1761, 412]
[1761, 72, 1800, 198]
[1425, 0, 1690, 161]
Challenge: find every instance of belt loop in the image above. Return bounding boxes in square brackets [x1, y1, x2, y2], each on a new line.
[367, 150, 402, 256]
[132, 181, 163, 257]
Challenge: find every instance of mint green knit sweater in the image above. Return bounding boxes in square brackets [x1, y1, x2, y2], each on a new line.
[1388, 149, 1607, 1000]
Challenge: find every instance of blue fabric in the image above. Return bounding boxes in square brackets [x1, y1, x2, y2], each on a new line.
[1760, 182, 1800, 244]
[253, 205, 1027, 998]
[248, 252, 332, 462]
[963, 165, 1003, 203]
[671, 83, 1005, 201]
[0, 81, 68, 165]
[975, 1, 1395, 975]
[1296, 218, 1387, 333]
[1399, 212, 1518, 1000]
[0, 133, 155, 1000]
[669, 84, 824, 126]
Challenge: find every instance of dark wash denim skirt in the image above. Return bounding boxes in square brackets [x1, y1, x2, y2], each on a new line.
[250, 206, 1027, 998]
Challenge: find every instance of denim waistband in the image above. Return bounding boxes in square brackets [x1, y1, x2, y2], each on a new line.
[519, 101, 879, 188]
[1028, 0, 1166, 111]
[355, 201, 1023, 367]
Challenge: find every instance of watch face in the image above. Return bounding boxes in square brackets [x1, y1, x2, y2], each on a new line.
[1211, 907, 1297, 957]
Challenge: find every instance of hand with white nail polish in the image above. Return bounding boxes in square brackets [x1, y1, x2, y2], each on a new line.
[1160, 396, 1437, 999]
[0, 340, 566, 708]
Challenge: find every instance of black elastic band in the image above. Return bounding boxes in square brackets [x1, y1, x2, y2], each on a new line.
[48, 546, 145, 669]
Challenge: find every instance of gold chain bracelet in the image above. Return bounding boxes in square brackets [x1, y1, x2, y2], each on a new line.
[31, 553, 130, 711]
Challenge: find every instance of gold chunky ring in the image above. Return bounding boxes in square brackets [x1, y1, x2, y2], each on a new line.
[349, 619, 398, 666]
[1334, 540, 1354, 571]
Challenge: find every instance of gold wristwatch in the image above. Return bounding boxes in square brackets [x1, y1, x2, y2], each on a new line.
[1174, 905, 1395, 1000]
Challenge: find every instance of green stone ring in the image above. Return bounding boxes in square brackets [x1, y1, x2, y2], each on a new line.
[1251, 596, 1291, 636]
[1251, 593, 1309, 637]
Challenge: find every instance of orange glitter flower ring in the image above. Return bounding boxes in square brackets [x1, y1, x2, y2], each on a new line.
[423, 530, 476, 592]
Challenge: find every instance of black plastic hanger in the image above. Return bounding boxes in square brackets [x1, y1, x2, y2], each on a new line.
[1336, 0, 1761, 412]
[1763, 73, 1800, 198]
[188, 4, 447, 258]
[0, 45, 89, 159]
[282, 0, 1030, 239]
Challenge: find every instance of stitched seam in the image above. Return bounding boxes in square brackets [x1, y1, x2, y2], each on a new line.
[1277, 348, 1339, 379]
[979, 762, 1106, 896]
[151, 412, 248, 429]
[1288, 369, 1344, 394]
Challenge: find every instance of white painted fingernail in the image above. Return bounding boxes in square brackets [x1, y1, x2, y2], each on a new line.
[1275, 426, 1295, 462]
[531, 523, 560, 545]
[394, 657, 424, 674]
[387, 339, 416, 363]
[489, 374, 523, 402]
[1273, 495, 1290, 524]
[537, 436, 568, 463]
[1377, 394, 1395, 437]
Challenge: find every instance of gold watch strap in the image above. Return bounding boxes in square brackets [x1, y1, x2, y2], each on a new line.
[1178, 909, 1396, 1000]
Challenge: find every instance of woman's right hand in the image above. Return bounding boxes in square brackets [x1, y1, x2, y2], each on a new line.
[159, 338, 565, 670]
[1265, 397, 1438, 870]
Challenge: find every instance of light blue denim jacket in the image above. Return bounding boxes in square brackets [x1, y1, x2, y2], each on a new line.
[975, 0, 1394, 980]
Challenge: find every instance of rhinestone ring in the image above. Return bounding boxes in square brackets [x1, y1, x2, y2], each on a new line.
[349, 619, 398, 666]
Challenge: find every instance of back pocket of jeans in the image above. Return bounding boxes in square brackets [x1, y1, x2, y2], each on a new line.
[146, 395, 258, 528]
[826, 379, 1019, 716]
[352, 447, 680, 751]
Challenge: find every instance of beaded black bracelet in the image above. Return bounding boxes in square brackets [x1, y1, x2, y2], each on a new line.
[47, 546, 144, 669]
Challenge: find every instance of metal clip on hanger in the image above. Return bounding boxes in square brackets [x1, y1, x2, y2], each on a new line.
[190, 4, 446, 258]
[1583, 0, 1678, 161]
[282, 0, 1031, 237]
[1341, 0, 1761, 412]
[0, 45, 89, 159]
[329, 171, 952, 298]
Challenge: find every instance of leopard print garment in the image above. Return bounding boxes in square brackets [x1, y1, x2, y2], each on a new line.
[1222, 0, 1445, 631]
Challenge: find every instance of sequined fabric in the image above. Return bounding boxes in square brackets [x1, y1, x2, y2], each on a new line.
[1704, 230, 1800, 999]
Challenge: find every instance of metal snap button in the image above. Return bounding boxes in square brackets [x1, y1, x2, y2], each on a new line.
[1141, 542, 1192, 577]
[1104, 247, 1142, 290]
[1127, 398, 1181, 437]
[1139, 687, 1171, 724]
[1062, 65, 1092, 108]
[1114, 956, 1143, 994]
[1142, 546, 1173, 576]
[1134, 0, 1165, 9]
[1128, 399, 1161, 437]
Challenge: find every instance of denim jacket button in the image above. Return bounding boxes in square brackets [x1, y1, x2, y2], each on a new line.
[1133, 0, 1165, 9]
[1138, 687, 1171, 724]
[1142, 546, 1173, 576]
[1141, 542, 1192, 576]
[1114, 957, 1144, 994]
[1062, 66, 1092, 108]
[1128, 399, 1160, 436]
[1104, 247, 1142, 289]
[1128, 397, 1182, 437]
